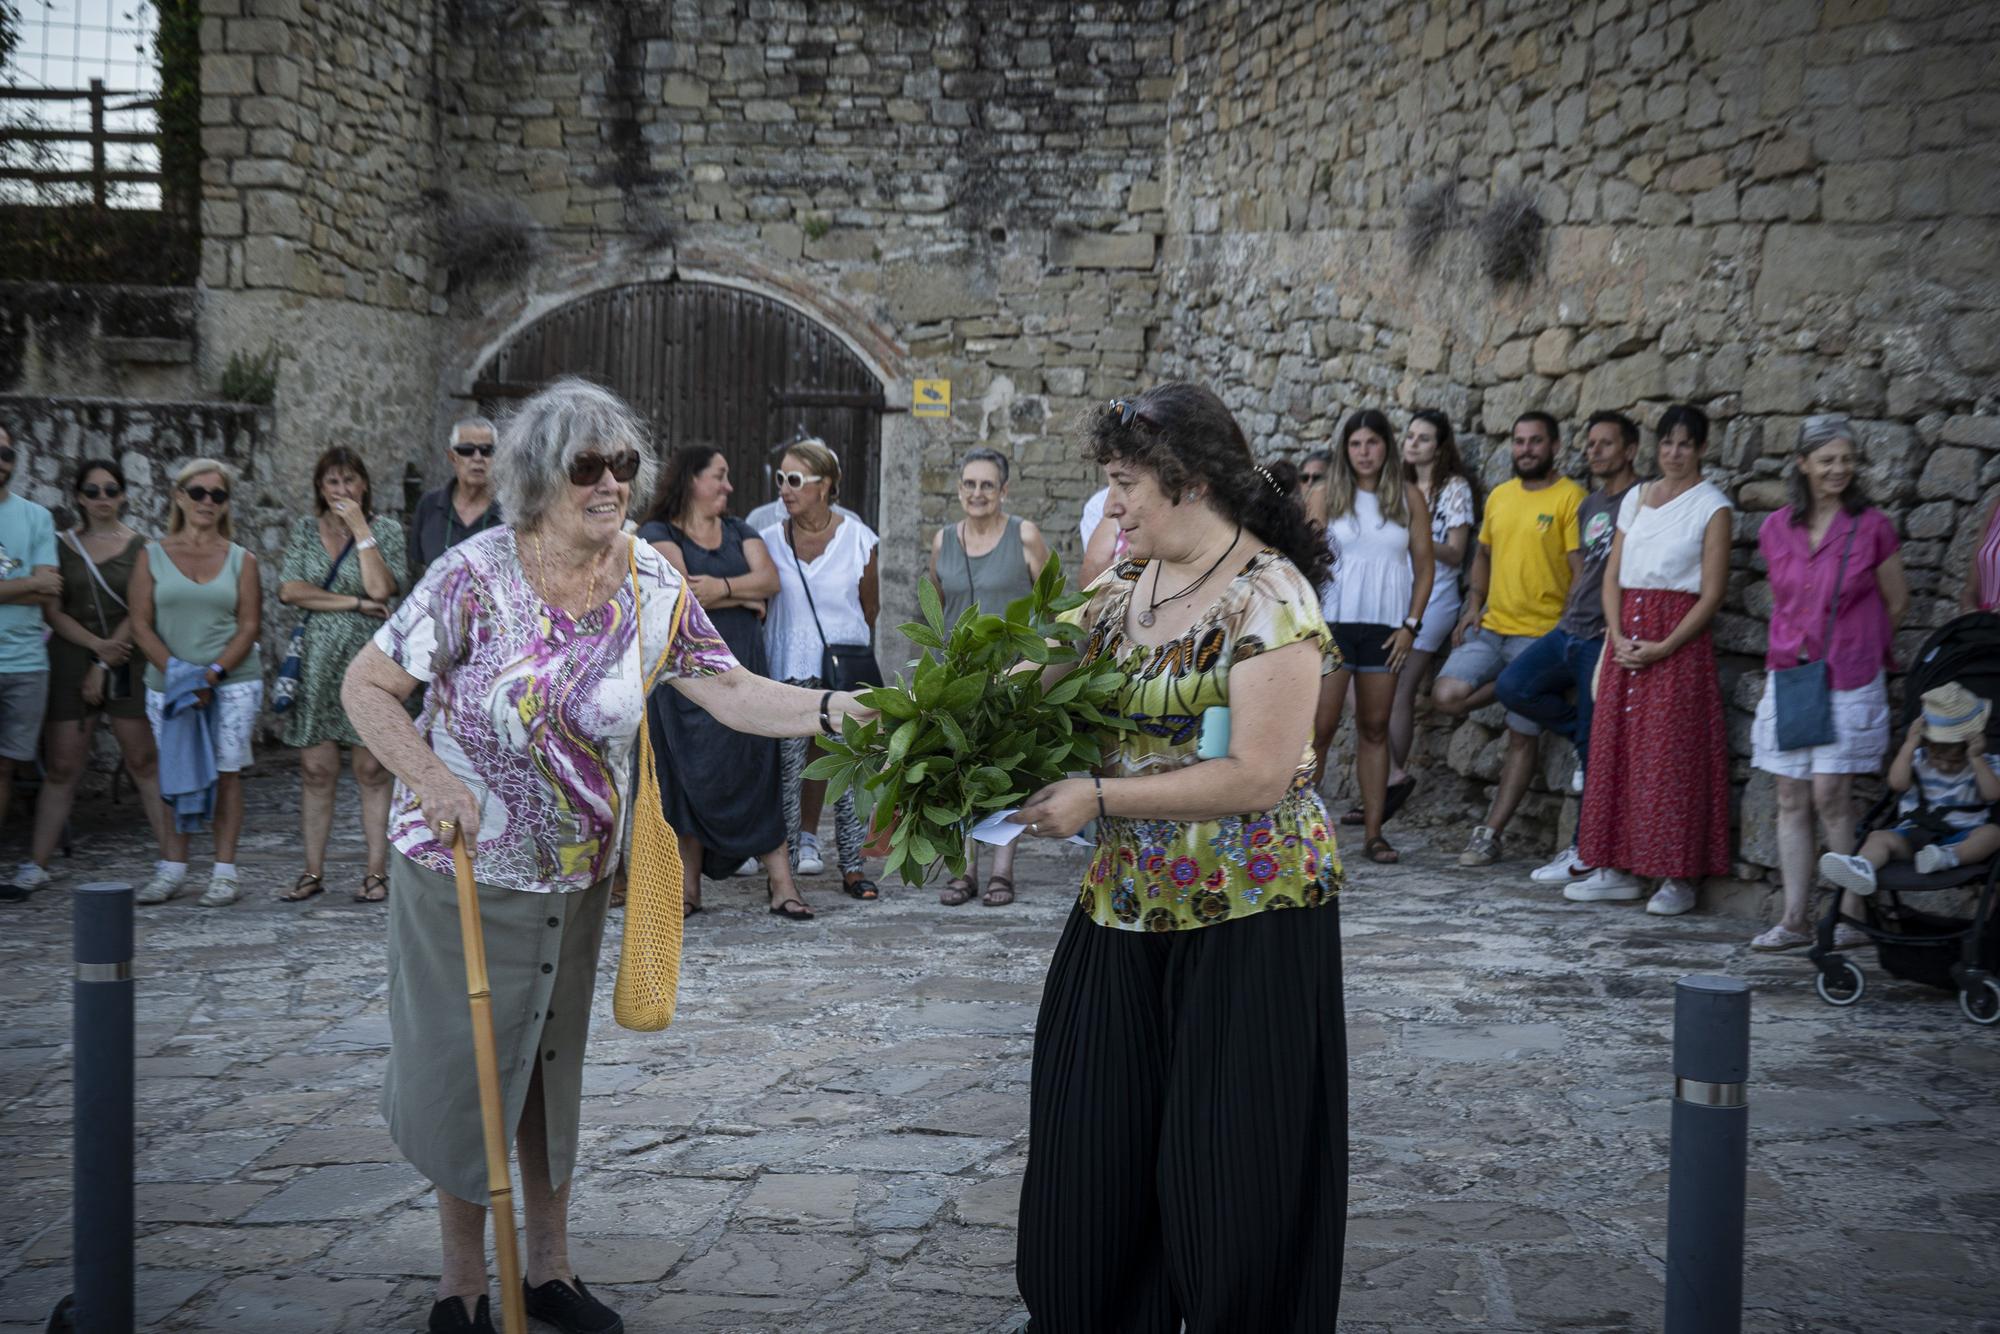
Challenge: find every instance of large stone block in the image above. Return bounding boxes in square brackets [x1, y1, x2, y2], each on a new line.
[204, 53, 257, 96]
[1047, 232, 1156, 270]
[1917, 446, 1981, 500]
[1941, 415, 2000, 450]
[1741, 353, 1817, 413]
[1753, 226, 1906, 320]
[1577, 349, 1666, 410]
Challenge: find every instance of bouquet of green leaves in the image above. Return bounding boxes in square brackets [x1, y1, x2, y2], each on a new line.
[805, 554, 1128, 886]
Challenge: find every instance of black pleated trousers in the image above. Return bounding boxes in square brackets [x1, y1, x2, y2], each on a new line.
[1017, 899, 1348, 1333]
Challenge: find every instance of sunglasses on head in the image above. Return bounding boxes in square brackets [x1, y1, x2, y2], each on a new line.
[775, 469, 824, 490]
[452, 442, 495, 458]
[80, 482, 123, 499]
[182, 484, 230, 505]
[1108, 397, 1154, 428]
[567, 450, 640, 487]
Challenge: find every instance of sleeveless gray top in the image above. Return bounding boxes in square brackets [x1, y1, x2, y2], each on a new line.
[938, 514, 1033, 626]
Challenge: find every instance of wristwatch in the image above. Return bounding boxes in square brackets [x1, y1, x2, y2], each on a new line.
[1402, 615, 1422, 633]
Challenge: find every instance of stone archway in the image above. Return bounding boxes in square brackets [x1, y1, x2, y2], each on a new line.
[470, 279, 889, 528]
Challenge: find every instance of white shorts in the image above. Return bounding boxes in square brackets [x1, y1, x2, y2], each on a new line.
[1751, 671, 1890, 779]
[1414, 580, 1462, 654]
[146, 679, 263, 774]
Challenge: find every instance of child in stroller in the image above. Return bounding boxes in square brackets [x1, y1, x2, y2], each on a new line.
[1807, 614, 2000, 1025]
[1819, 682, 2000, 894]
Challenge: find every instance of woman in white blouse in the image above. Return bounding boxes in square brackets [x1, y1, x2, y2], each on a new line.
[1376, 409, 1477, 823]
[1572, 405, 1735, 917]
[762, 439, 883, 900]
[1312, 409, 1434, 864]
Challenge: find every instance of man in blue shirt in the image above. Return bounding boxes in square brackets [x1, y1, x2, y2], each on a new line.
[0, 424, 59, 901]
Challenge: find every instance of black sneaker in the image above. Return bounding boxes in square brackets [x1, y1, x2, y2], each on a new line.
[524, 1276, 623, 1334]
[428, 1294, 495, 1333]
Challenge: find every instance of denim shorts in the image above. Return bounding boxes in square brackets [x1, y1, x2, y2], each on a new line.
[1439, 626, 1542, 735]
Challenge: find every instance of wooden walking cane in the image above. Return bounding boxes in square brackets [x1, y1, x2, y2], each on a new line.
[446, 821, 528, 1334]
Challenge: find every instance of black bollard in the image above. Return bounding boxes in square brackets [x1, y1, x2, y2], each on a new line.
[65, 883, 135, 1334]
[1665, 974, 1750, 1334]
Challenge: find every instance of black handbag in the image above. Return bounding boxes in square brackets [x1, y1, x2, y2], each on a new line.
[785, 520, 882, 691]
[1770, 518, 1858, 751]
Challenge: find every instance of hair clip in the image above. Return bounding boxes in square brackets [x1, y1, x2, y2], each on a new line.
[1255, 464, 1284, 494]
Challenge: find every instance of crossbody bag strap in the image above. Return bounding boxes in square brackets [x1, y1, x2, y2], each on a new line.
[959, 521, 977, 604]
[61, 529, 123, 635]
[297, 537, 359, 633]
[1809, 517, 1861, 664]
[785, 520, 834, 654]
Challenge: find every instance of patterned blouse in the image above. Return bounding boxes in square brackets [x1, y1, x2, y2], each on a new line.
[1429, 475, 1476, 545]
[374, 527, 737, 893]
[1062, 550, 1344, 932]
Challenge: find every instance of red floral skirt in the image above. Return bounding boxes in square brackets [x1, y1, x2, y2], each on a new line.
[1578, 589, 1732, 879]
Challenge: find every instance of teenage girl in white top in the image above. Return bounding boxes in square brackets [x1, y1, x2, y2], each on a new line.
[1311, 409, 1434, 864]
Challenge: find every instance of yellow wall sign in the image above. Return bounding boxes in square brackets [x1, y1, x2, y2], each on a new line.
[912, 379, 951, 418]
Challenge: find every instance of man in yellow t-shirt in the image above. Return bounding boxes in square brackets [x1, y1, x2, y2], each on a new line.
[1433, 411, 1585, 866]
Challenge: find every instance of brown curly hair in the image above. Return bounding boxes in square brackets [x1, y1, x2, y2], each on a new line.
[1087, 382, 1333, 590]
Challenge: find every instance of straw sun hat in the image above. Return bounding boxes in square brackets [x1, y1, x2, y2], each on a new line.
[1920, 682, 1991, 745]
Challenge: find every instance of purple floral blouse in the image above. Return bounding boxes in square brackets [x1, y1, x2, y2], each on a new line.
[374, 527, 736, 893]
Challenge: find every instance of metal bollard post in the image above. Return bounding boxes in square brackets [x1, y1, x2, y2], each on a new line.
[62, 883, 135, 1334]
[1665, 974, 1750, 1334]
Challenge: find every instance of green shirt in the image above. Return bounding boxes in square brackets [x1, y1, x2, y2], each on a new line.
[1061, 550, 1344, 932]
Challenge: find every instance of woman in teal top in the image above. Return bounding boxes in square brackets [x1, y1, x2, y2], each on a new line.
[128, 458, 263, 908]
[928, 447, 1049, 907]
[1007, 383, 1346, 1333]
[276, 447, 405, 905]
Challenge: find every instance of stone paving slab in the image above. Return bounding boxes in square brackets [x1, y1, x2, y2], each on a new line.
[1, 772, 1998, 1330]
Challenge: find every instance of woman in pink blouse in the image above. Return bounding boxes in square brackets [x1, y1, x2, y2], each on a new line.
[1961, 491, 2000, 613]
[1749, 415, 1909, 952]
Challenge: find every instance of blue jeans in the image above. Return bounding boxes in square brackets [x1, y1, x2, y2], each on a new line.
[1493, 628, 1603, 766]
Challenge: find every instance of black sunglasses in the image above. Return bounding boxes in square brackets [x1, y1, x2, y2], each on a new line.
[568, 451, 641, 487]
[80, 483, 123, 499]
[0, 446, 15, 465]
[182, 484, 231, 505]
[1108, 397, 1152, 428]
[452, 443, 495, 458]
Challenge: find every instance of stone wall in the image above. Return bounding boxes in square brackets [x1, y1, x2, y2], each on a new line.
[1152, 0, 2000, 868]
[0, 284, 199, 401]
[197, 0, 444, 497]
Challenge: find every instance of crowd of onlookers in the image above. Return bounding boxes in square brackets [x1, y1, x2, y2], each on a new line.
[2, 399, 1997, 936]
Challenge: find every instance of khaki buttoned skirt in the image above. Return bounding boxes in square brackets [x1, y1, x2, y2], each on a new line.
[380, 851, 611, 1204]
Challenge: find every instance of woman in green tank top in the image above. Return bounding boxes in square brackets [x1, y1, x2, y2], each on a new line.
[129, 458, 264, 908]
[926, 447, 1050, 908]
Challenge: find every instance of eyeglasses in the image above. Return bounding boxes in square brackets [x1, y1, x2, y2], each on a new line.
[80, 483, 123, 499]
[452, 442, 495, 458]
[567, 450, 641, 487]
[958, 479, 1000, 494]
[775, 470, 824, 490]
[0, 447, 15, 465]
[182, 485, 230, 505]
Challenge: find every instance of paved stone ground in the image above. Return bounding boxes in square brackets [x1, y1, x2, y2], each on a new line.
[2, 765, 1997, 1332]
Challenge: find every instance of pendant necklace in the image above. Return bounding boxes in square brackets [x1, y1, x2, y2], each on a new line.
[1138, 526, 1241, 628]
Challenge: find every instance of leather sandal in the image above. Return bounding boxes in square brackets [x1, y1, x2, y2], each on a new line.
[280, 872, 324, 902]
[939, 876, 977, 906]
[1364, 836, 1400, 864]
[768, 898, 815, 921]
[981, 876, 1016, 907]
[843, 877, 880, 901]
[354, 872, 388, 903]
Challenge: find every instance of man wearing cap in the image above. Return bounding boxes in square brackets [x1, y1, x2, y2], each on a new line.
[1819, 682, 2000, 897]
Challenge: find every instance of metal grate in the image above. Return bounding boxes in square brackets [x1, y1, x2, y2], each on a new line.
[2, 1, 162, 208]
[478, 281, 886, 529]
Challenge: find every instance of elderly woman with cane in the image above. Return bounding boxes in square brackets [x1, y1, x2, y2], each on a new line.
[342, 378, 871, 1334]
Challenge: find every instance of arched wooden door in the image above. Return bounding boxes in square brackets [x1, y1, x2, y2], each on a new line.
[473, 281, 885, 528]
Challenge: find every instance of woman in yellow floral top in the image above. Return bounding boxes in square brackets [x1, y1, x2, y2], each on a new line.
[1010, 382, 1346, 1333]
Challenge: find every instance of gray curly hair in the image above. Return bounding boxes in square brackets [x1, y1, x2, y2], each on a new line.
[493, 377, 657, 532]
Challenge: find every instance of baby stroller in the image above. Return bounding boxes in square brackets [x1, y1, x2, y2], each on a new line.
[1811, 612, 2000, 1025]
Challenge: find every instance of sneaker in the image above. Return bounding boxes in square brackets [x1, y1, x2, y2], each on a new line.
[11, 861, 53, 893]
[733, 857, 761, 877]
[1914, 842, 1961, 875]
[1457, 826, 1502, 867]
[1646, 879, 1698, 916]
[1818, 852, 1878, 898]
[523, 1275, 623, 1334]
[1750, 922, 1812, 951]
[428, 1294, 496, 1333]
[197, 872, 242, 908]
[1563, 867, 1645, 901]
[1530, 843, 1590, 884]
[134, 869, 185, 905]
[796, 833, 825, 876]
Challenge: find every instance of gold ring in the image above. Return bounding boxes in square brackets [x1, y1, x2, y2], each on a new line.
[1030, 822, 1039, 834]
[437, 820, 458, 835]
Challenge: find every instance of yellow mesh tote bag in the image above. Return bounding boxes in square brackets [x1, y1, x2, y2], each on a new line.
[614, 540, 688, 1032]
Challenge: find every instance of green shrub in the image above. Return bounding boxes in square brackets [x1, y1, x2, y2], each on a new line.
[219, 345, 279, 404]
[807, 555, 1128, 886]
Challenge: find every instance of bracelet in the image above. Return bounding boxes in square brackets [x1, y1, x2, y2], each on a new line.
[207, 661, 224, 681]
[355, 536, 377, 551]
[819, 690, 836, 737]
[1093, 774, 1107, 822]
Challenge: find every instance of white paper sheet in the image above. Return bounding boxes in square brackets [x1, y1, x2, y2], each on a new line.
[970, 809, 1092, 847]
